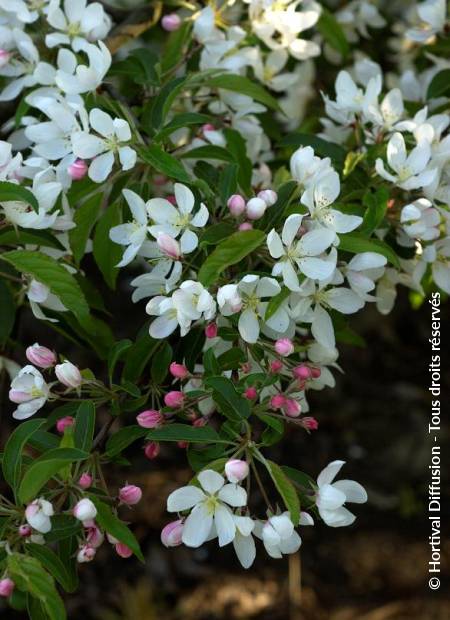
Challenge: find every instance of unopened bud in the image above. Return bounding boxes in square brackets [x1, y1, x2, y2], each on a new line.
[115, 542, 133, 558]
[55, 360, 82, 388]
[137, 409, 163, 428]
[78, 473, 93, 489]
[310, 367, 321, 379]
[301, 416, 318, 430]
[0, 578, 14, 598]
[205, 323, 218, 338]
[238, 222, 253, 231]
[119, 485, 142, 506]
[169, 362, 189, 379]
[18, 524, 32, 537]
[244, 387, 258, 400]
[225, 459, 249, 483]
[164, 391, 184, 408]
[227, 194, 246, 217]
[68, 158, 88, 181]
[275, 338, 294, 357]
[271, 394, 286, 410]
[284, 398, 301, 418]
[56, 416, 74, 434]
[77, 544, 96, 563]
[26, 343, 56, 368]
[270, 360, 283, 373]
[161, 519, 184, 547]
[293, 365, 312, 380]
[161, 13, 181, 31]
[177, 441, 188, 449]
[157, 232, 181, 260]
[73, 498, 97, 522]
[257, 189, 277, 206]
[246, 197, 266, 220]
[144, 441, 160, 459]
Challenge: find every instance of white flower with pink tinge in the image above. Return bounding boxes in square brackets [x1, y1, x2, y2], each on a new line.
[9, 365, 49, 420]
[315, 460, 367, 527]
[167, 469, 247, 548]
[147, 183, 209, 254]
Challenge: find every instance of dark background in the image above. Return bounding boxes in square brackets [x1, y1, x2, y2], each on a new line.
[1, 280, 449, 620]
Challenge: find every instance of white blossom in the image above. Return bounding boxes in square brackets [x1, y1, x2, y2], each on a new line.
[316, 460, 367, 527]
[9, 365, 49, 420]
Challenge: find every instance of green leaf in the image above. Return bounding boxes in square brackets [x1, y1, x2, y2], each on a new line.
[69, 193, 102, 265]
[205, 376, 251, 420]
[156, 112, 212, 140]
[146, 423, 223, 443]
[91, 499, 144, 562]
[217, 347, 246, 371]
[0, 181, 39, 212]
[122, 332, 160, 383]
[258, 413, 284, 446]
[317, 9, 350, 57]
[1, 250, 90, 320]
[7, 553, 66, 620]
[360, 187, 389, 234]
[264, 286, 290, 321]
[105, 425, 148, 457]
[223, 128, 253, 194]
[150, 76, 187, 129]
[93, 202, 122, 290]
[74, 401, 96, 452]
[139, 144, 191, 183]
[44, 515, 82, 543]
[108, 339, 132, 383]
[280, 134, 346, 168]
[161, 22, 192, 74]
[219, 163, 238, 204]
[27, 544, 76, 593]
[266, 459, 300, 525]
[427, 69, 450, 99]
[0, 278, 15, 344]
[199, 222, 236, 247]
[204, 74, 280, 111]
[338, 233, 400, 267]
[198, 229, 265, 287]
[203, 348, 221, 376]
[0, 226, 66, 250]
[181, 145, 235, 163]
[18, 448, 89, 504]
[2, 418, 45, 493]
[151, 341, 172, 384]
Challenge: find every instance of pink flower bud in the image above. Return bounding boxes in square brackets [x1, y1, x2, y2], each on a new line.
[244, 387, 258, 400]
[192, 417, 207, 427]
[73, 498, 97, 522]
[161, 13, 181, 31]
[225, 459, 249, 483]
[157, 232, 181, 260]
[284, 398, 301, 418]
[177, 441, 188, 449]
[270, 360, 283, 373]
[144, 441, 160, 459]
[227, 194, 246, 217]
[166, 195, 177, 205]
[169, 362, 189, 379]
[238, 222, 253, 231]
[137, 409, 163, 429]
[202, 123, 215, 133]
[56, 416, 74, 434]
[270, 394, 286, 410]
[78, 473, 93, 489]
[0, 49, 11, 68]
[0, 578, 14, 598]
[161, 519, 184, 547]
[301, 416, 318, 430]
[205, 323, 218, 338]
[257, 189, 277, 206]
[164, 391, 184, 408]
[119, 485, 142, 506]
[85, 522, 104, 548]
[68, 158, 88, 181]
[26, 343, 56, 368]
[115, 542, 133, 558]
[77, 544, 96, 563]
[18, 524, 32, 537]
[293, 365, 312, 381]
[310, 367, 321, 379]
[275, 338, 294, 357]
[55, 360, 82, 388]
[246, 197, 266, 220]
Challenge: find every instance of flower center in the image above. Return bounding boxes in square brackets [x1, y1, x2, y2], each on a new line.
[204, 495, 219, 515]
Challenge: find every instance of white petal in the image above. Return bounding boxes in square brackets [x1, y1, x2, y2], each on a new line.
[72, 133, 105, 158]
[182, 503, 213, 547]
[256, 277, 281, 298]
[118, 146, 136, 171]
[326, 288, 363, 314]
[282, 214, 303, 246]
[180, 229, 198, 254]
[214, 504, 236, 547]
[149, 315, 178, 339]
[279, 531, 302, 554]
[218, 483, 247, 507]
[113, 118, 131, 141]
[88, 151, 114, 183]
[387, 132, 406, 170]
[311, 305, 335, 349]
[233, 532, 256, 568]
[122, 189, 147, 225]
[198, 469, 224, 495]
[167, 485, 206, 512]
[267, 230, 284, 259]
[174, 183, 194, 214]
[317, 460, 345, 487]
[300, 256, 335, 280]
[238, 308, 260, 343]
[89, 108, 114, 137]
[319, 506, 356, 527]
[333, 480, 368, 504]
[317, 484, 346, 510]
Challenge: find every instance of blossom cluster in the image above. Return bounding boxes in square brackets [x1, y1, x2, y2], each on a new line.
[0, 0, 449, 615]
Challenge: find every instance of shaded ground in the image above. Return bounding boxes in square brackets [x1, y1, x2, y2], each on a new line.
[1, 289, 449, 619]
